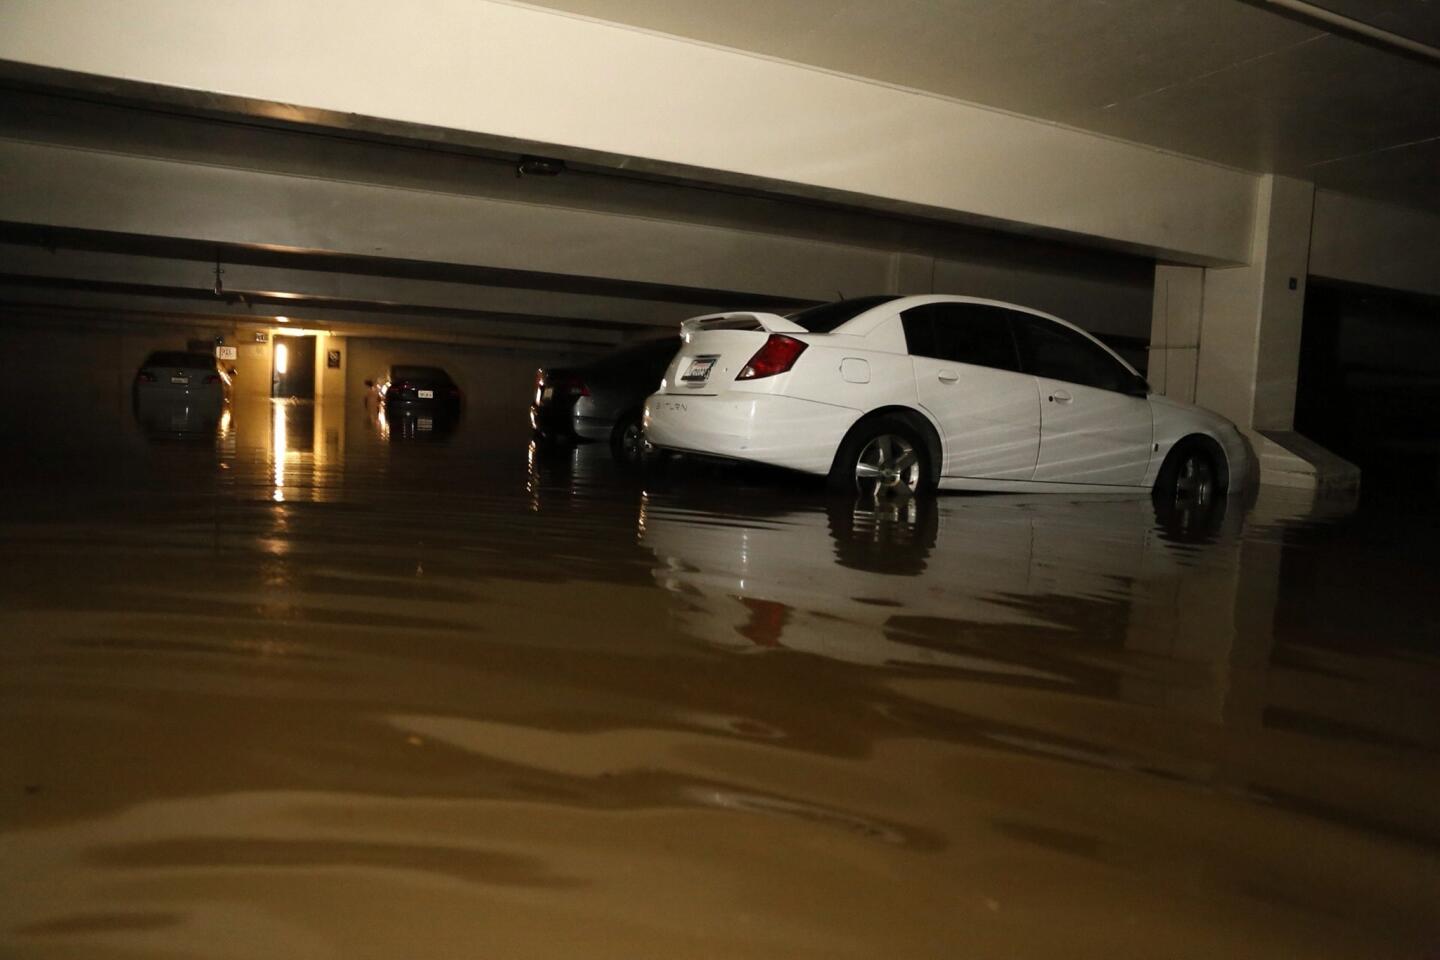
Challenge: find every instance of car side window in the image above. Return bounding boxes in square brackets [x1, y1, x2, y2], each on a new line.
[1011, 314, 1130, 392]
[900, 303, 1021, 372]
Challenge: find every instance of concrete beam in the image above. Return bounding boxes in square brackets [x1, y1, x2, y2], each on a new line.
[0, 288, 628, 348]
[1310, 191, 1440, 299]
[0, 138, 896, 303]
[0, 245, 718, 330]
[0, 0, 1258, 264]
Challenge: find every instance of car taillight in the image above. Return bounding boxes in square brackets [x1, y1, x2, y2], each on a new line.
[136, 371, 156, 383]
[738, 335, 808, 380]
[557, 373, 589, 396]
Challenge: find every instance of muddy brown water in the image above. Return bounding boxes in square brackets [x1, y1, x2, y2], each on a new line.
[2, 398, 1438, 959]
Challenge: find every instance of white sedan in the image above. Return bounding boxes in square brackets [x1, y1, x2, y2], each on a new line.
[643, 294, 1251, 501]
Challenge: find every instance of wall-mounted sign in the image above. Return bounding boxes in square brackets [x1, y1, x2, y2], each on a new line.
[327, 350, 342, 369]
[215, 345, 238, 360]
[254, 331, 269, 343]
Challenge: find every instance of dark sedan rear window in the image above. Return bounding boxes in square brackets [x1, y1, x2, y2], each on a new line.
[392, 366, 453, 383]
[144, 351, 215, 369]
[785, 295, 901, 333]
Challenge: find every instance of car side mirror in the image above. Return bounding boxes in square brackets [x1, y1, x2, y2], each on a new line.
[227, 367, 238, 377]
[363, 379, 374, 388]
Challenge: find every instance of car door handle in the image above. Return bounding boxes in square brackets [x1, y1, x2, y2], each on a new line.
[937, 370, 960, 384]
[1048, 390, 1073, 404]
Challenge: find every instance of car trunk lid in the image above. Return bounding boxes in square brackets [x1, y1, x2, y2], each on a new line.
[663, 313, 807, 395]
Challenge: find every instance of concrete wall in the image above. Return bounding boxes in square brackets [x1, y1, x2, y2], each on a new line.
[1310, 191, 1440, 299]
[314, 333, 345, 399]
[0, 310, 271, 437]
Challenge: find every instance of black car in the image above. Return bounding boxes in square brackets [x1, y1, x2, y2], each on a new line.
[531, 336, 679, 461]
[365, 365, 464, 419]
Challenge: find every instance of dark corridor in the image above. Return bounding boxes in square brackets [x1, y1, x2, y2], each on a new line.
[1297, 281, 1440, 500]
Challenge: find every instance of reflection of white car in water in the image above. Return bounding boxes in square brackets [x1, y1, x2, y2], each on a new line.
[643, 295, 1251, 501]
[639, 492, 1240, 676]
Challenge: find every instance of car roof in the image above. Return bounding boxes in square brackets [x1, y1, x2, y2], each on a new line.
[828, 294, 1140, 376]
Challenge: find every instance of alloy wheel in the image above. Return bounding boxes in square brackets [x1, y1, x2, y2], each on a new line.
[855, 433, 921, 498]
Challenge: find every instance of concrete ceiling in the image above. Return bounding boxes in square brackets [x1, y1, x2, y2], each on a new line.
[521, 0, 1440, 213]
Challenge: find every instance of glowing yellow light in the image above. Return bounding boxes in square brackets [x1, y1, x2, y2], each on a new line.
[275, 342, 289, 375]
[276, 315, 290, 323]
[272, 400, 286, 502]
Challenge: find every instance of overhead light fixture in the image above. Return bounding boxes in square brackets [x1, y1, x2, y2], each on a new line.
[275, 315, 290, 323]
[516, 155, 566, 178]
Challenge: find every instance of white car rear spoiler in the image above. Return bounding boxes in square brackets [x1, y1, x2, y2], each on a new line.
[680, 311, 807, 335]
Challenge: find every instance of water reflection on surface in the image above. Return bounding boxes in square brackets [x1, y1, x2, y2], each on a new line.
[2, 399, 1438, 959]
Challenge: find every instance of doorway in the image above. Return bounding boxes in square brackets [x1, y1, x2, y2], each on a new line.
[272, 335, 316, 398]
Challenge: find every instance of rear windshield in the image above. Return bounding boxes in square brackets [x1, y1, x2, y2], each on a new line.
[392, 366, 453, 383]
[143, 351, 215, 369]
[786, 295, 901, 333]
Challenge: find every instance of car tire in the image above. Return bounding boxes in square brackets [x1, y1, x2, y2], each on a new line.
[1154, 438, 1223, 513]
[828, 415, 935, 498]
[609, 410, 647, 466]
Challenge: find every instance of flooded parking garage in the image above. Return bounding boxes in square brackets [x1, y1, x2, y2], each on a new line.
[2, 397, 1438, 959]
[6, 1, 1440, 953]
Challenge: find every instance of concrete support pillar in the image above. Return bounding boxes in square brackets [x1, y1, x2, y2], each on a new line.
[1149, 176, 1359, 490]
[1147, 265, 1204, 403]
[1195, 174, 1313, 431]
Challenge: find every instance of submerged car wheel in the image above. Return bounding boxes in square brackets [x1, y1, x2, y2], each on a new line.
[1174, 449, 1216, 507]
[610, 412, 646, 465]
[830, 416, 934, 499]
[1155, 437, 1225, 516]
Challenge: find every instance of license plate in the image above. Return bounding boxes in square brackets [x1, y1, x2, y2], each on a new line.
[681, 358, 716, 382]
[170, 376, 188, 385]
[541, 386, 554, 401]
[417, 389, 434, 399]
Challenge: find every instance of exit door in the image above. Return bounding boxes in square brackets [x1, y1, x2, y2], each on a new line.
[272, 336, 316, 398]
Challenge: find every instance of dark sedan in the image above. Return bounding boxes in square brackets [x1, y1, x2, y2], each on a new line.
[365, 365, 463, 419]
[531, 336, 679, 461]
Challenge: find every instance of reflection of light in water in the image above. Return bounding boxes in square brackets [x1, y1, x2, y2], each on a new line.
[525, 439, 539, 511]
[376, 403, 390, 440]
[275, 342, 289, 375]
[271, 400, 286, 502]
[218, 407, 232, 438]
